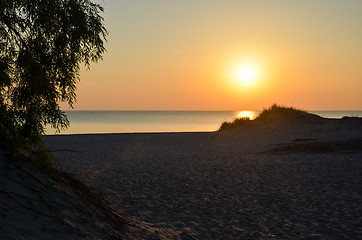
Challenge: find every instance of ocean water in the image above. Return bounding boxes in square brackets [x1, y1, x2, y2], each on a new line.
[45, 110, 362, 135]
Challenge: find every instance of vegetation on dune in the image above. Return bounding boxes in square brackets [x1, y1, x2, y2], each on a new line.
[0, 0, 107, 161]
[219, 104, 309, 131]
[219, 117, 251, 131]
[257, 104, 307, 121]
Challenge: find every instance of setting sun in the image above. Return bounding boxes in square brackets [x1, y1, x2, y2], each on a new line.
[236, 67, 255, 85]
[63, 0, 361, 111]
[230, 63, 260, 88]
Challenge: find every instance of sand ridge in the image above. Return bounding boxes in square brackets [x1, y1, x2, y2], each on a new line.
[0, 150, 127, 239]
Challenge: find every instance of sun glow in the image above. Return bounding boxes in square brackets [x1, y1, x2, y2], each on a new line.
[235, 66, 257, 86]
[228, 60, 261, 88]
[222, 57, 268, 96]
[238, 68, 255, 84]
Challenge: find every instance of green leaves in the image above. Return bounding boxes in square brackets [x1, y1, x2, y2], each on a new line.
[0, 0, 107, 152]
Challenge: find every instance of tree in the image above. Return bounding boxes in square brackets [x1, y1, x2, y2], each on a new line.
[0, 0, 107, 154]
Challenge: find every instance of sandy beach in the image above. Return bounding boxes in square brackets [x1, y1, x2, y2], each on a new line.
[2, 0, 362, 238]
[43, 116, 362, 239]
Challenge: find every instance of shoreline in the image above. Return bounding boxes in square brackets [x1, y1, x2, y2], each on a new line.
[45, 110, 362, 136]
[45, 131, 216, 136]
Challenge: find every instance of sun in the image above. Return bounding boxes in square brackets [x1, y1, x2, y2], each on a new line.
[235, 67, 256, 85]
[227, 60, 262, 90]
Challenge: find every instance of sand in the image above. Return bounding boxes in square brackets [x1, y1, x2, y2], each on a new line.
[43, 116, 362, 239]
[0, 150, 127, 239]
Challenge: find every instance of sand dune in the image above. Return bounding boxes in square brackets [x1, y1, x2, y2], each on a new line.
[0, 150, 127, 239]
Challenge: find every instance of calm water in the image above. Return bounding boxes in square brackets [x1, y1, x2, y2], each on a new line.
[45, 110, 362, 135]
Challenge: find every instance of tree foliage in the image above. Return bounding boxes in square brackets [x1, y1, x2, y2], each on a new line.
[0, 0, 107, 153]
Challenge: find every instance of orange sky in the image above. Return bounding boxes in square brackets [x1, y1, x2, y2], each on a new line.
[68, 0, 362, 111]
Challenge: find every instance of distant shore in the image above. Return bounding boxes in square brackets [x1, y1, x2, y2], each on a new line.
[45, 113, 362, 239]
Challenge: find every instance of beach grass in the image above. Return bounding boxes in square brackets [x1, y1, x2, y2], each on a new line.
[219, 117, 251, 131]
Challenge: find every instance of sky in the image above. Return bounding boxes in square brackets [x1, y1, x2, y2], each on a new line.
[71, 0, 362, 111]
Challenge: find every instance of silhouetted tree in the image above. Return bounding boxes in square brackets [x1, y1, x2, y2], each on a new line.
[0, 0, 107, 153]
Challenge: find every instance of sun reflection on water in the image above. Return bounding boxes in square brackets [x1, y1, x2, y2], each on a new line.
[236, 111, 257, 120]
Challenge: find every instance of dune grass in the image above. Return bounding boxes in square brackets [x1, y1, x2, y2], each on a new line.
[257, 104, 306, 121]
[219, 104, 307, 131]
[219, 117, 251, 131]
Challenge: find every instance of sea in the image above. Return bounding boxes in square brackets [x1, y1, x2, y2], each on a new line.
[45, 110, 362, 135]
